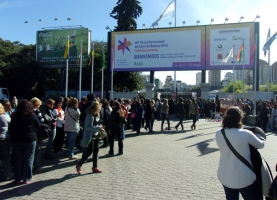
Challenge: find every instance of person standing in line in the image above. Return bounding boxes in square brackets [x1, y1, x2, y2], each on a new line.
[175, 97, 185, 131]
[64, 98, 81, 160]
[133, 100, 143, 135]
[155, 99, 161, 120]
[161, 99, 170, 131]
[76, 102, 103, 174]
[144, 99, 155, 133]
[189, 99, 199, 130]
[99, 98, 112, 148]
[9, 100, 40, 184]
[215, 107, 264, 200]
[43, 99, 57, 160]
[53, 100, 65, 154]
[3, 100, 15, 117]
[0, 103, 12, 180]
[257, 102, 270, 132]
[12, 96, 18, 109]
[106, 101, 125, 156]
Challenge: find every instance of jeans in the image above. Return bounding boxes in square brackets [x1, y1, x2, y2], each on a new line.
[45, 129, 56, 155]
[0, 139, 12, 179]
[191, 114, 197, 126]
[146, 119, 155, 132]
[33, 139, 43, 170]
[109, 127, 123, 154]
[78, 138, 99, 168]
[176, 114, 184, 129]
[65, 131, 79, 158]
[53, 126, 65, 152]
[133, 119, 141, 134]
[223, 180, 263, 200]
[161, 114, 170, 130]
[12, 141, 36, 182]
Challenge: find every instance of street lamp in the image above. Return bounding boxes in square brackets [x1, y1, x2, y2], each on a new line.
[254, 15, 260, 22]
[182, 21, 186, 26]
[224, 17, 229, 24]
[24, 20, 41, 28]
[142, 23, 147, 29]
[54, 18, 66, 25]
[239, 16, 244, 23]
[106, 26, 112, 31]
[67, 17, 83, 27]
[196, 20, 200, 26]
[169, 21, 172, 27]
[39, 19, 53, 26]
[210, 18, 214, 25]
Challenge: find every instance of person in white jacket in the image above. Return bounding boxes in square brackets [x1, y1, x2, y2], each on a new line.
[215, 107, 264, 200]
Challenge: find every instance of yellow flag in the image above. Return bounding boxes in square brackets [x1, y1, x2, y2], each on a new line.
[63, 37, 70, 59]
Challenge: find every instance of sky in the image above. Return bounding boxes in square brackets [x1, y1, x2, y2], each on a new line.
[0, 0, 277, 85]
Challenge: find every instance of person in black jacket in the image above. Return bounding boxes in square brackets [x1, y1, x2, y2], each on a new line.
[175, 97, 185, 130]
[106, 101, 125, 156]
[9, 99, 40, 184]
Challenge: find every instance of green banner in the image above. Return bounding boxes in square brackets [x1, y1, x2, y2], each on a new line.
[36, 28, 89, 68]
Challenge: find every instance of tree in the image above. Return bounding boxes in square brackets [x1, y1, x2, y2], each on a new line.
[222, 80, 250, 93]
[110, 0, 144, 92]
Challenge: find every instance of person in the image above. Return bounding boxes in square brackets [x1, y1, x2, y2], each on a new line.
[175, 97, 185, 130]
[43, 99, 57, 160]
[215, 107, 264, 200]
[132, 100, 143, 135]
[155, 99, 161, 120]
[52, 100, 65, 154]
[189, 99, 199, 130]
[257, 102, 270, 132]
[12, 96, 18, 109]
[99, 98, 112, 148]
[3, 100, 15, 116]
[64, 97, 81, 160]
[144, 99, 155, 133]
[76, 102, 103, 174]
[9, 99, 40, 184]
[0, 103, 12, 181]
[30, 97, 44, 172]
[161, 99, 170, 131]
[270, 104, 277, 129]
[106, 101, 125, 156]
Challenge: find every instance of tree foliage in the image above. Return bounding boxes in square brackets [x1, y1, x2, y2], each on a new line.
[222, 80, 250, 93]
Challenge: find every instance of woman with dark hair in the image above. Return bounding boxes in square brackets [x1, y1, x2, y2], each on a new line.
[257, 102, 270, 132]
[215, 107, 264, 200]
[175, 97, 185, 130]
[76, 102, 103, 174]
[132, 100, 143, 135]
[106, 101, 125, 156]
[9, 99, 40, 184]
[144, 99, 155, 133]
[99, 98, 112, 148]
[189, 99, 199, 130]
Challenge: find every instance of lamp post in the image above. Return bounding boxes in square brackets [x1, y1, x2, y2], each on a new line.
[24, 20, 41, 28]
[106, 26, 112, 31]
[254, 15, 260, 22]
[54, 18, 66, 25]
[182, 21, 186, 26]
[39, 19, 54, 26]
[224, 17, 229, 24]
[67, 17, 82, 27]
[210, 18, 214, 25]
[196, 20, 200, 26]
[239, 16, 244, 23]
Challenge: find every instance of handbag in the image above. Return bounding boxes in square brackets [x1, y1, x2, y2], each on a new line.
[98, 128, 107, 139]
[221, 129, 273, 197]
[130, 112, 136, 119]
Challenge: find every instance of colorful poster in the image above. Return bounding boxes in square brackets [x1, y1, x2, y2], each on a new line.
[36, 28, 89, 68]
[206, 23, 255, 70]
[110, 27, 205, 71]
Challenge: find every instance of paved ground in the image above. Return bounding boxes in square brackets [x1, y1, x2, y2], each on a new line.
[0, 116, 276, 200]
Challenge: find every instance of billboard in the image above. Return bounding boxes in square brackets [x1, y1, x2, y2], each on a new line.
[36, 28, 90, 68]
[110, 26, 205, 71]
[206, 23, 255, 70]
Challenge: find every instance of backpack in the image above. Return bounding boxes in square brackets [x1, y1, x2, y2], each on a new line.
[102, 107, 111, 122]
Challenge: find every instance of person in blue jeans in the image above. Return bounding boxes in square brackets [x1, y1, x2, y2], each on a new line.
[64, 98, 81, 160]
[9, 99, 40, 184]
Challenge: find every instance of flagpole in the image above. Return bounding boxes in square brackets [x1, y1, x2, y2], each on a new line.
[232, 44, 235, 105]
[78, 39, 82, 102]
[242, 40, 245, 102]
[101, 45, 104, 99]
[111, 48, 114, 100]
[267, 30, 271, 101]
[65, 35, 69, 98]
[254, 34, 257, 115]
[174, 0, 177, 100]
[91, 43, 94, 94]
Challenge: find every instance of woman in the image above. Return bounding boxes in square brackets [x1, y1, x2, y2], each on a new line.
[189, 99, 199, 130]
[161, 99, 170, 131]
[53, 100, 65, 154]
[144, 99, 155, 133]
[99, 98, 112, 147]
[0, 103, 12, 180]
[9, 99, 40, 184]
[258, 102, 270, 132]
[270, 104, 277, 129]
[175, 97, 185, 130]
[132, 100, 143, 135]
[43, 99, 57, 160]
[106, 101, 125, 156]
[3, 100, 15, 116]
[76, 102, 103, 174]
[64, 97, 80, 160]
[215, 107, 264, 200]
[31, 97, 44, 172]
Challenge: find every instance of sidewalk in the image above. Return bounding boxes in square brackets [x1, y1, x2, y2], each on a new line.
[0, 116, 276, 199]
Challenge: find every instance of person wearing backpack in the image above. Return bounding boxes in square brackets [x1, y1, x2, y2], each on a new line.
[175, 97, 185, 131]
[100, 99, 112, 148]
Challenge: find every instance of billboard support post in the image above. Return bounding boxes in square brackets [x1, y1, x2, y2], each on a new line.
[91, 43, 94, 94]
[78, 39, 83, 101]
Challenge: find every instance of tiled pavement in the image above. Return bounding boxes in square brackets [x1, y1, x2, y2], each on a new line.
[0, 116, 276, 200]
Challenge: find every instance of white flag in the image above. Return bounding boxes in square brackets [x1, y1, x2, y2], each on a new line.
[221, 48, 233, 63]
[263, 32, 277, 51]
[151, 0, 175, 27]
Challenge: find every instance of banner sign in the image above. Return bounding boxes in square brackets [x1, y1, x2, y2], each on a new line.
[206, 23, 255, 70]
[110, 27, 205, 71]
[36, 28, 89, 68]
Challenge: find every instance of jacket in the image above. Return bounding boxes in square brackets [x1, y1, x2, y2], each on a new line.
[109, 110, 123, 130]
[80, 114, 101, 147]
[64, 106, 81, 132]
[0, 114, 11, 140]
[189, 103, 199, 114]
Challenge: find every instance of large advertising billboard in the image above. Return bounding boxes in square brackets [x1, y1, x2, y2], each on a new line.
[206, 23, 255, 70]
[36, 28, 90, 68]
[110, 27, 205, 71]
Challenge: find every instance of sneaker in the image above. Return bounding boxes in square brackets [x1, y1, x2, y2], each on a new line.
[76, 164, 82, 175]
[92, 168, 102, 173]
[105, 152, 114, 156]
[117, 152, 123, 155]
[69, 155, 78, 160]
